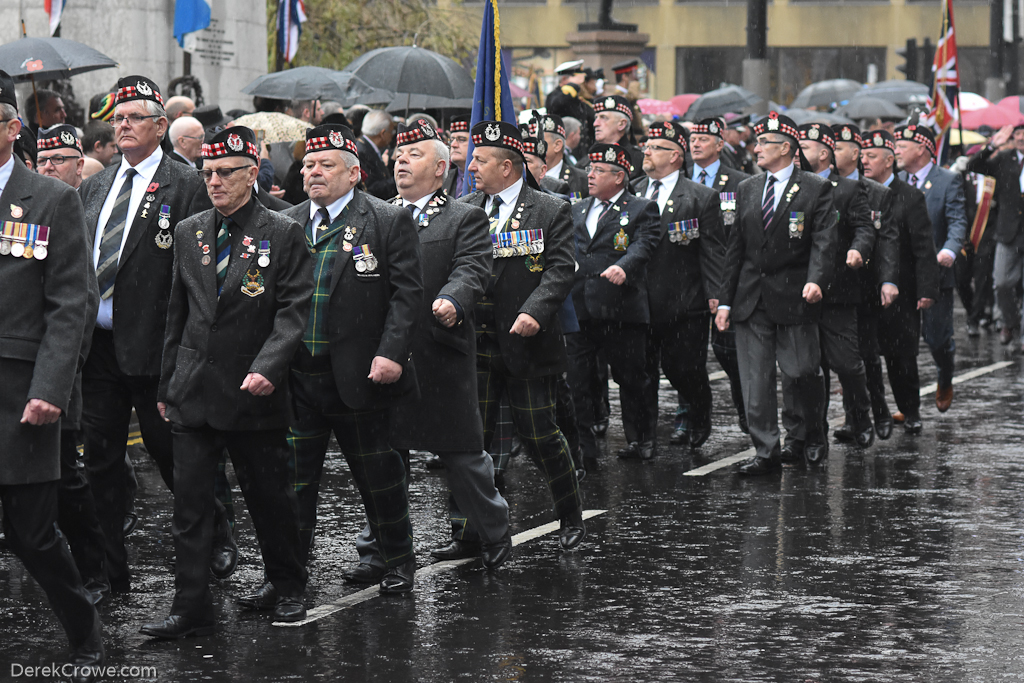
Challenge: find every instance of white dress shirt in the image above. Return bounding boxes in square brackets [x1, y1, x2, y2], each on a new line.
[401, 192, 433, 218]
[586, 188, 625, 239]
[486, 177, 524, 232]
[546, 159, 563, 180]
[761, 161, 795, 212]
[644, 169, 679, 215]
[94, 147, 164, 330]
[906, 161, 933, 189]
[309, 188, 354, 242]
[0, 154, 15, 195]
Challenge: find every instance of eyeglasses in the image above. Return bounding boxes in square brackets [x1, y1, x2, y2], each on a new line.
[756, 138, 786, 147]
[179, 134, 204, 141]
[37, 154, 81, 167]
[586, 167, 620, 176]
[198, 166, 252, 182]
[113, 113, 161, 126]
[642, 144, 676, 154]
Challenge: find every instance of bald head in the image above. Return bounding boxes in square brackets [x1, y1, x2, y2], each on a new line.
[81, 156, 105, 180]
[165, 96, 195, 120]
[169, 116, 205, 163]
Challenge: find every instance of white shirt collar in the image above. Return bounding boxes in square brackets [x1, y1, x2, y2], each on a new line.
[309, 188, 355, 223]
[491, 177, 524, 209]
[694, 158, 721, 182]
[649, 169, 680, 192]
[771, 161, 796, 184]
[401, 191, 435, 213]
[546, 159, 563, 178]
[910, 161, 933, 186]
[117, 146, 163, 185]
[0, 154, 16, 195]
[594, 188, 626, 210]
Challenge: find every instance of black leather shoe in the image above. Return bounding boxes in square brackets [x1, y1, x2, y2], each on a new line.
[379, 558, 416, 594]
[237, 582, 279, 610]
[68, 631, 104, 683]
[429, 540, 481, 561]
[738, 413, 749, 434]
[558, 511, 586, 550]
[592, 419, 608, 437]
[424, 453, 444, 470]
[481, 532, 512, 569]
[617, 442, 641, 459]
[874, 413, 893, 440]
[342, 562, 387, 584]
[854, 425, 875, 448]
[779, 441, 804, 463]
[804, 441, 828, 465]
[737, 455, 781, 475]
[833, 425, 854, 443]
[123, 512, 139, 537]
[688, 422, 712, 449]
[210, 532, 238, 580]
[139, 614, 216, 639]
[638, 441, 655, 460]
[273, 596, 306, 622]
[904, 415, 923, 435]
[669, 426, 687, 445]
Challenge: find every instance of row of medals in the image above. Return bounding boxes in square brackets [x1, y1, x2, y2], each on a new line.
[493, 238, 544, 259]
[346, 225, 378, 273]
[0, 237, 46, 259]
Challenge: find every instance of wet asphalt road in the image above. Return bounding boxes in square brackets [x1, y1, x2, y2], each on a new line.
[3, 305, 1024, 682]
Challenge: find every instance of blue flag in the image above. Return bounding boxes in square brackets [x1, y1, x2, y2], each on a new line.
[460, 0, 517, 197]
[174, 0, 212, 48]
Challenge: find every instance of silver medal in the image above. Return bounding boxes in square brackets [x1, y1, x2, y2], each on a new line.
[33, 244, 47, 260]
[155, 231, 173, 249]
[258, 255, 270, 268]
[159, 218, 170, 229]
[0, 240, 10, 256]
[11, 242, 24, 258]
[355, 259, 367, 273]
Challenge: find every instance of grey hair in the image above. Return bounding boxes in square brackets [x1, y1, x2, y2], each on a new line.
[362, 110, 393, 137]
[320, 101, 344, 117]
[0, 103, 18, 121]
[562, 117, 582, 135]
[430, 139, 449, 174]
[340, 150, 360, 169]
[406, 112, 438, 129]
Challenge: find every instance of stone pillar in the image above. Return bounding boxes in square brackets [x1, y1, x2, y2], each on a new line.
[564, 30, 650, 73]
[743, 59, 770, 112]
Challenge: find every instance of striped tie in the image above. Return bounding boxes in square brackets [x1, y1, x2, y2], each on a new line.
[649, 180, 662, 205]
[909, 174, 918, 188]
[697, 170, 708, 187]
[216, 220, 230, 297]
[96, 168, 137, 299]
[762, 174, 776, 230]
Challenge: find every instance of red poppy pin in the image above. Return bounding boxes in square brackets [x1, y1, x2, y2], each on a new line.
[147, 182, 160, 193]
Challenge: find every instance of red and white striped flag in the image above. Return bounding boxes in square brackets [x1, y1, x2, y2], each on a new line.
[929, 0, 960, 145]
[44, 0, 64, 36]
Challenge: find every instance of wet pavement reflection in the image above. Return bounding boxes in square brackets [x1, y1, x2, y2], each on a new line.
[3, 308, 1024, 681]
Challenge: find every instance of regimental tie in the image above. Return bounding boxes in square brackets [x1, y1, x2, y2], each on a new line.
[697, 170, 709, 187]
[909, 174, 918, 189]
[762, 174, 776, 230]
[317, 207, 331, 233]
[649, 179, 662, 205]
[96, 168, 137, 300]
[488, 195, 503, 234]
[216, 219, 231, 296]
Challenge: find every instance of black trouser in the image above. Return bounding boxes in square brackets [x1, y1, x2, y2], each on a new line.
[1, 480, 100, 649]
[856, 302, 890, 421]
[171, 425, 306, 622]
[568, 321, 652, 457]
[58, 430, 107, 597]
[955, 236, 996, 324]
[878, 296, 923, 419]
[644, 314, 712, 437]
[81, 329, 175, 589]
[712, 326, 746, 421]
[820, 304, 871, 431]
[556, 374, 581, 465]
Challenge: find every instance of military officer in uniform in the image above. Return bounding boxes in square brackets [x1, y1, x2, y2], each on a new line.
[896, 124, 966, 415]
[633, 121, 723, 449]
[0, 70, 104, 683]
[282, 124, 422, 591]
[143, 127, 313, 638]
[832, 124, 900, 440]
[462, 120, 586, 550]
[77, 76, 234, 594]
[689, 117, 751, 434]
[388, 117, 512, 568]
[715, 113, 837, 474]
[862, 130, 940, 435]
[569, 142, 662, 460]
[546, 61, 594, 155]
[443, 115, 470, 197]
[585, 96, 644, 181]
[785, 123, 875, 450]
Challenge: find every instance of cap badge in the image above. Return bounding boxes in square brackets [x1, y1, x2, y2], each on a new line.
[484, 124, 501, 142]
[136, 81, 152, 96]
[328, 131, 344, 148]
[903, 128, 915, 139]
[420, 120, 435, 138]
[604, 148, 617, 162]
[873, 134, 883, 147]
[604, 98, 615, 109]
[808, 127, 819, 141]
[665, 126, 676, 138]
[60, 131, 75, 146]
[841, 128, 852, 141]
[709, 122, 719, 134]
[543, 118, 555, 131]
[767, 118, 779, 131]
[226, 133, 243, 152]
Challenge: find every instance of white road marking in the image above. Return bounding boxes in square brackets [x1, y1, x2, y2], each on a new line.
[275, 509, 608, 627]
[683, 359, 1016, 477]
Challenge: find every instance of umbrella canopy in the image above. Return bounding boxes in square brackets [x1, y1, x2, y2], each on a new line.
[241, 66, 389, 104]
[229, 112, 312, 144]
[789, 79, 863, 110]
[860, 80, 931, 107]
[0, 36, 117, 81]
[670, 94, 700, 117]
[341, 46, 474, 103]
[784, 109, 855, 126]
[958, 92, 992, 112]
[949, 128, 987, 146]
[961, 104, 1024, 130]
[384, 94, 472, 113]
[997, 95, 1024, 114]
[637, 98, 676, 116]
[685, 84, 765, 121]
[834, 96, 906, 120]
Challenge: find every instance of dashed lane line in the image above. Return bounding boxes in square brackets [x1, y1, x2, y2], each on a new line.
[274, 509, 609, 627]
[683, 359, 1016, 477]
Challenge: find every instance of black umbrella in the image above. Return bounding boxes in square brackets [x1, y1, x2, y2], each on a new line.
[242, 66, 391, 104]
[834, 96, 906, 120]
[384, 94, 472, 113]
[0, 36, 117, 81]
[685, 84, 765, 121]
[784, 109, 855, 126]
[341, 46, 474, 109]
[862, 80, 931, 107]
[789, 79, 863, 109]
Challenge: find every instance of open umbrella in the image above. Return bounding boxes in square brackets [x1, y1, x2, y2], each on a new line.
[229, 112, 312, 144]
[998, 95, 1024, 114]
[958, 92, 992, 112]
[0, 36, 117, 81]
[242, 66, 390, 104]
[685, 84, 765, 121]
[861, 80, 931, 107]
[384, 94, 471, 113]
[784, 109, 855, 126]
[789, 79, 863, 110]
[834, 96, 906, 120]
[961, 104, 1024, 130]
[341, 46, 474, 113]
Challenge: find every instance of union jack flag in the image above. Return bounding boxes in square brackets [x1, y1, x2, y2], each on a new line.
[927, 0, 960, 158]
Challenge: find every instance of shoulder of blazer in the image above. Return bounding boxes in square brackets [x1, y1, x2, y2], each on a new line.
[79, 164, 119, 203]
[282, 199, 312, 225]
[460, 190, 485, 206]
[175, 208, 215, 236]
[736, 173, 763, 194]
[677, 176, 716, 201]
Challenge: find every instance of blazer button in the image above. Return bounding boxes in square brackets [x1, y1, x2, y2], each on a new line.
[481, 296, 488, 301]
[208, 357, 214, 364]
[760, 273, 766, 278]
[211, 324, 218, 332]
[481, 323, 488, 329]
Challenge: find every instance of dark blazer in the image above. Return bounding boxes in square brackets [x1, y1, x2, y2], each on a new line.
[158, 201, 312, 431]
[720, 167, 838, 325]
[540, 175, 570, 197]
[860, 176, 899, 292]
[692, 162, 750, 194]
[0, 162, 91, 484]
[966, 146, 1022, 245]
[823, 171, 875, 305]
[79, 152, 208, 376]
[284, 190, 423, 410]
[443, 167, 464, 198]
[255, 187, 292, 211]
[553, 159, 589, 198]
[888, 177, 941, 303]
[357, 137, 397, 200]
[634, 174, 724, 322]
[571, 189, 662, 324]
[389, 190, 491, 452]
[461, 183, 575, 378]
[899, 165, 967, 289]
